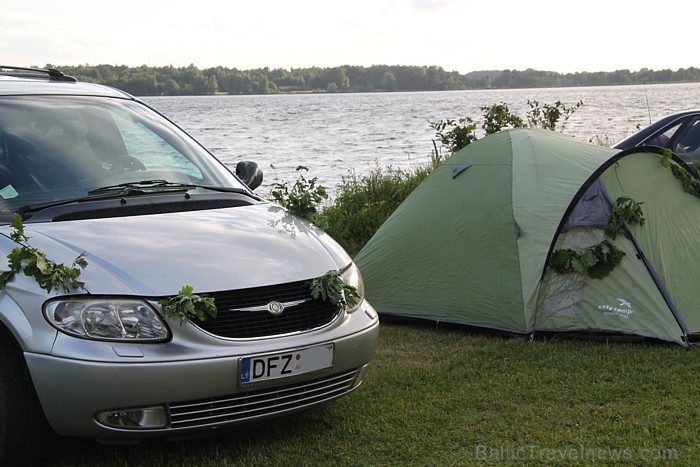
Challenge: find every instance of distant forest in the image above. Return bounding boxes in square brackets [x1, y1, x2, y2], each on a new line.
[51, 64, 700, 96]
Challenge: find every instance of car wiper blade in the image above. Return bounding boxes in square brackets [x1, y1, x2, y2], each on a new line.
[18, 181, 255, 220]
[17, 191, 127, 219]
[87, 179, 188, 195]
[18, 181, 187, 220]
[88, 180, 249, 196]
[181, 184, 250, 195]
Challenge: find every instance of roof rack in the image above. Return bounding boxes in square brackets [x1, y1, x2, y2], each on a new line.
[0, 66, 77, 82]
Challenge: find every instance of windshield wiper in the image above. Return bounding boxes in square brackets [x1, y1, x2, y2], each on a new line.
[18, 180, 256, 220]
[18, 180, 189, 220]
[88, 180, 250, 196]
[17, 191, 130, 220]
[87, 179, 190, 195]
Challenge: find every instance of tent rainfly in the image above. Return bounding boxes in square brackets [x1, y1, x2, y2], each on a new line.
[354, 128, 700, 347]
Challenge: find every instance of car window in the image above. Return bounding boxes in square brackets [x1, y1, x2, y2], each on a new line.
[0, 96, 245, 214]
[646, 122, 681, 148]
[112, 111, 203, 180]
[673, 118, 700, 161]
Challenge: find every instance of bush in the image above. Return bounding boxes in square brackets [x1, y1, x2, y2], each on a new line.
[322, 164, 434, 257]
[270, 166, 328, 228]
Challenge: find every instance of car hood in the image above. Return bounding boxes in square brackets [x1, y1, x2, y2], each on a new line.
[8, 204, 349, 296]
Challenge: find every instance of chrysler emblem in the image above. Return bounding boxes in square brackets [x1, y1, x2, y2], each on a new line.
[267, 301, 285, 315]
[232, 299, 307, 314]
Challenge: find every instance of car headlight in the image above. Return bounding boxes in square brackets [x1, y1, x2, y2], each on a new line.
[44, 298, 169, 341]
[340, 262, 365, 314]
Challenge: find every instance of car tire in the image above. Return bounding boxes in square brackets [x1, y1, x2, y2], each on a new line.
[0, 326, 54, 466]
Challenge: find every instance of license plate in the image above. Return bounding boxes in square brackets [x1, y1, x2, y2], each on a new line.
[240, 344, 334, 384]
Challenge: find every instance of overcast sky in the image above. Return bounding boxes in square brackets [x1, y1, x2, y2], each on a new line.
[2, 0, 695, 74]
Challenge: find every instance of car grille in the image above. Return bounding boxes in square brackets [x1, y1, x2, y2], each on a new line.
[192, 280, 341, 338]
[168, 368, 360, 430]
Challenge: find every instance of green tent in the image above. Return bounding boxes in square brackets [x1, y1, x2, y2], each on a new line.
[355, 128, 700, 347]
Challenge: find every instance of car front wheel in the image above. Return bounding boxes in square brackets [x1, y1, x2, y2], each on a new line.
[0, 326, 53, 466]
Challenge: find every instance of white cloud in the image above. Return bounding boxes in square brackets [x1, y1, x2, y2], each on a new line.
[0, 0, 697, 73]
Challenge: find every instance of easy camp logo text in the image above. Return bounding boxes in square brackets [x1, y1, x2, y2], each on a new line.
[598, 298, 636, 318]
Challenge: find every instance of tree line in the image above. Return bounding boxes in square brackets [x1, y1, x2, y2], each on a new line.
[48, 64, 700, 96]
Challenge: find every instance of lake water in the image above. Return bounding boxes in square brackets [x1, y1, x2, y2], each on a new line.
[143, 83, 700, 200]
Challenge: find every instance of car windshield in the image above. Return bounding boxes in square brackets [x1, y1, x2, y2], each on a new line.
[0, 95, 247, 215]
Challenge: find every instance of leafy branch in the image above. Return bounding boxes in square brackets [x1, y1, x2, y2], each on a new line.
[661, 149, 700, 197]
[430, 116, 478, 154]
[271, 166, 329, 228]
[158, 285, 217, 324]
[606, 196, 645, 239]
[0, 214, 87, 292]
[480, 102, 525, 134]
[550, 240, 626, 280]
[310, 270, 360, 310]
[525, 99, 583, 132]
[550, 196, 644, 279]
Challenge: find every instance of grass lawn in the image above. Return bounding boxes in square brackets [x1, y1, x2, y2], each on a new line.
[49, 321, 697, 466]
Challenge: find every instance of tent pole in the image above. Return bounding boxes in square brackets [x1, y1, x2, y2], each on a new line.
[623, 225, 690, 344]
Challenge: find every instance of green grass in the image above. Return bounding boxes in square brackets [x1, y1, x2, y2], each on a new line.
[48, 322, 698, 466]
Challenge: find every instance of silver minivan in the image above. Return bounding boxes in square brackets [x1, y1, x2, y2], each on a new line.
[0, 67, 379, 464]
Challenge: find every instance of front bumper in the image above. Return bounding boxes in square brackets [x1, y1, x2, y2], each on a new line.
[25, 306, 379, 441]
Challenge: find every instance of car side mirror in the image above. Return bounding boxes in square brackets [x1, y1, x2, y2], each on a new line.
[235, 161, 263, 190]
